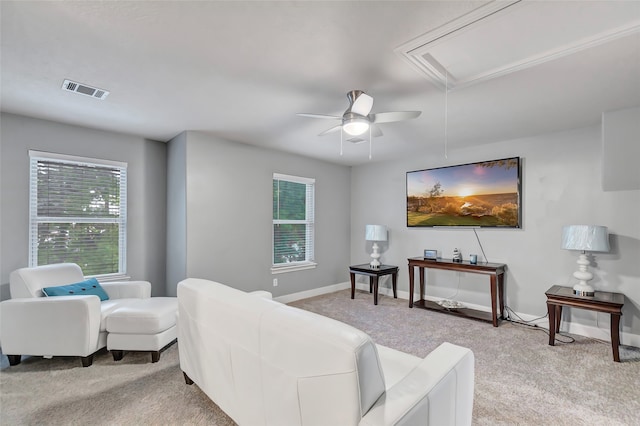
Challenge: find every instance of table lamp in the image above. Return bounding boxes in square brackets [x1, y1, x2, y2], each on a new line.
[366, 224, 387, 268]
[561, 225, 610, 296]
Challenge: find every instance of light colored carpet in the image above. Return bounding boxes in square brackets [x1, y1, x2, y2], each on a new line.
[1, 288, 639, 425]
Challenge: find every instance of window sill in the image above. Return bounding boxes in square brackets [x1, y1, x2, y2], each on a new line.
[271, 262, 317, 275]
[91, 273, 131, 282]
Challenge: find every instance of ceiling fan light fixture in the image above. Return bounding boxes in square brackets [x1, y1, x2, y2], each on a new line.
[343, 117, 370, 136]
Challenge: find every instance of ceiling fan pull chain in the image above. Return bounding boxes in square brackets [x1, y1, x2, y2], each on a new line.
[445, 70, 448, 159]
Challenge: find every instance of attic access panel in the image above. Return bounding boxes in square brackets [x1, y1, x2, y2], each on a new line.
[396, 0, 640, 90]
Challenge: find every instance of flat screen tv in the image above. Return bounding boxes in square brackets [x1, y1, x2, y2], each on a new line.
[406, 157, 521, 228]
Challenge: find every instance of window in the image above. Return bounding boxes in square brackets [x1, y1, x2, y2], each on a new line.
[272, 173, 315, 273]
[29, 150, 127, 277]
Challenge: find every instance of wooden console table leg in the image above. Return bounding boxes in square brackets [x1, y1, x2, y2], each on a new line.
[350, 272, 355, 299]
[369, 277, 373, 293]
[392, 272, 397, 299]
[555, 306, 562, 333]
[611, 313, 621, 362]
[373, 276, 379, 305]
[498, 273, 505, 319]
[490, 275, 498, 327]
[419, 267, 425, 301]
[408, 265, 414, 308]
[547, 302, 556, 346]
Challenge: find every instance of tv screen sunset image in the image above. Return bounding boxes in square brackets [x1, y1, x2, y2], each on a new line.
[407, 158, 520, 227]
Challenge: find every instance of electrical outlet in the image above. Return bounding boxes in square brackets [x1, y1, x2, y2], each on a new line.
[273, 278, 278, 287]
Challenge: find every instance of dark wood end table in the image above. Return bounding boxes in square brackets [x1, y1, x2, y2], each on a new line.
[545, 285, 624, 362]
[349, 264, 398, 305]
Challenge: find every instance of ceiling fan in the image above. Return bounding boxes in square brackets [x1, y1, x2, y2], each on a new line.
[297, 90, 421, 141]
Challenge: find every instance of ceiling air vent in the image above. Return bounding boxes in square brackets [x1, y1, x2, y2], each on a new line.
[61, 79, 109, 100]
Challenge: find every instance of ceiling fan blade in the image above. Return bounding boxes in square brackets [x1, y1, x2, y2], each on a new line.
[318, 124, 343, 136]
[297, 113, 341, 119]
[370, 124, 383, 137]
[370, 111, 421, 124]
[350, 93, 374, 116]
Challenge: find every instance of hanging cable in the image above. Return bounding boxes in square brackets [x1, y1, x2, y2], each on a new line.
[473, 228, 489, 263]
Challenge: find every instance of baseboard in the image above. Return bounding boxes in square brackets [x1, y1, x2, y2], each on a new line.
[280, 282, 640, 348]
[487, 304, 640, 348]
[557, 322, 640, 348]
[274, 282, 351, 304]
[353, 283, 416, 304]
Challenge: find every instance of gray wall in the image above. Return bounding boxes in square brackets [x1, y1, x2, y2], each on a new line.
[0, 113, 168, 297]
[4, 111, 638, 343]
[602, 106, 640, 191]
[166, 131, 187, 296]
[350, 124, 640, 342]
[165, 131, 351, 297]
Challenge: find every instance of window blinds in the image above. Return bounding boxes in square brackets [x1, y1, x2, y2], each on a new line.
[273, 173, 315, 266]
[29, 151, 127, 276]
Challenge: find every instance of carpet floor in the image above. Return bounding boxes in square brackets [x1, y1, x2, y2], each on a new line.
[1, 288, 639, 425]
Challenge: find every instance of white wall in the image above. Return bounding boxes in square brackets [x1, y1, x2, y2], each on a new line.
[0, 113, 168, 297]
[351, 125, 640, 342]
[165, 131, 351, 297]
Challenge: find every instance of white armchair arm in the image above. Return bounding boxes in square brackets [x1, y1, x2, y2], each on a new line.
[0, 296, 102, 357]
[249, 290, 273, 299]
[360, 343, 474, 426]
[101, 280, 151, 299]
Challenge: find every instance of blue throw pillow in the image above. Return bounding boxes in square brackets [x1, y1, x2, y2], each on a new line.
[42, 277, 110, 301]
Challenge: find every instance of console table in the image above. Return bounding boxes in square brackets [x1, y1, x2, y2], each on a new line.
[349, 264, 398, 305]
[408, 257, 507, 327]
[545, 285, 624, 362]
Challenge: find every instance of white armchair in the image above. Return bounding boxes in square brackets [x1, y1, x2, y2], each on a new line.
[0, 263, 151, 367]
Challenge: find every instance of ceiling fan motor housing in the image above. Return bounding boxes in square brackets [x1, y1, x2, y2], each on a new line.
[346, 89, 366, 105]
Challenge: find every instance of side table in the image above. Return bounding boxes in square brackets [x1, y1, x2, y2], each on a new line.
[545, 285, 624, 362]
[408, 257, 506, 327]
[349, 264, 398, 305]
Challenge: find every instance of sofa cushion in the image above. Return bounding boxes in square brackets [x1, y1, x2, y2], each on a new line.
[42, 278, 109, 301]
[100, 299, 140, 332]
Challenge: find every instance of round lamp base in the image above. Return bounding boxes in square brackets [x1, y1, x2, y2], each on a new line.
[573, 288, 595, 297]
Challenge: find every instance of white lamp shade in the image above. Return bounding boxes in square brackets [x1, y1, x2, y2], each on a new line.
[365, 225, 387, 241]
[561, 225, 610, 252]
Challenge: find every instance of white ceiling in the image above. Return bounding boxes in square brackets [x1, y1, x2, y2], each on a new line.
[1, 1, 639, 166]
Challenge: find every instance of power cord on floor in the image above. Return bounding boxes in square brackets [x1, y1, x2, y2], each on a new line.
[503, 305, 575, 344]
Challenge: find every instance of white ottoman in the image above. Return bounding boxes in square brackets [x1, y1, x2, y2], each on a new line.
[106, 297, 178, 363]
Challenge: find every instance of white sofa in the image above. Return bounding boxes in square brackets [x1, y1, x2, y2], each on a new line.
[0, 263, 175, 367]
[177, 278, 475, 426]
